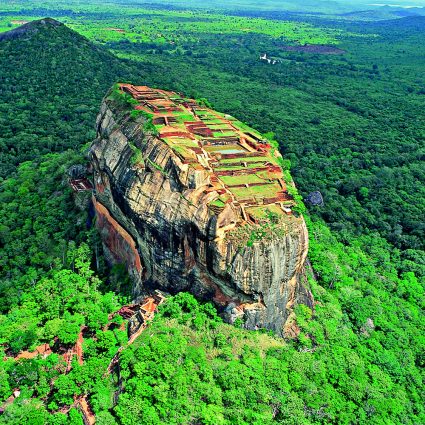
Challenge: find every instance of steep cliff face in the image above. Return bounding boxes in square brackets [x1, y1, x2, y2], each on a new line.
[90, 84, 313, 336]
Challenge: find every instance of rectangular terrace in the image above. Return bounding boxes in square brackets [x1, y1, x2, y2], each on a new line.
[119, 84, 295, 219]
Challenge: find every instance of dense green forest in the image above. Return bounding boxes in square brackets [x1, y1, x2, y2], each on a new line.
[0, 2, 423, 424]
[0, 18, 138, 178]
[0, 18, 148, 308]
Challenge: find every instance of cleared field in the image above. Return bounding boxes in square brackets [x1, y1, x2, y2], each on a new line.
[215, 164, 258, 171]
[205, 145, 247, 154]
[203, 119, 224, 124]
[256, 169, 283, 180]
[232, 121, 265, 139]
[213, 131, 238, 137]
[246, 204, 287, 219]
[207, 124, 234, 130]
[210, 198, 226, 207]
[230, 181, 282, 198]
[172, 112, 195, 123]
[219, 156, 275, 164]
[3, 3, 341, 47]
[220, 174, 266, 186]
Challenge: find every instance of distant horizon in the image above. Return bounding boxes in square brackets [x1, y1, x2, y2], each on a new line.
[368, 3, 425, 7]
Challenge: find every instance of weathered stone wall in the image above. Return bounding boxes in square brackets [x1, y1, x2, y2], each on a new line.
[93, 196, 142, 281]
[90, 98, 313, 336]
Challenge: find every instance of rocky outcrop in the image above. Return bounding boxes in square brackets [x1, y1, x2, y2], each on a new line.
[0, 18, 62, 42]
[90, 85, 313, 336]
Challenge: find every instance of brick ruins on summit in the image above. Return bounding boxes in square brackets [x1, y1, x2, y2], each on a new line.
[120, 84, 295, 223]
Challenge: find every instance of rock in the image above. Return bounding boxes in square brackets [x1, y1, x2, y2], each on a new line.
[305, 191, 324, 206]
[360, 318, 375, 337]
[68, 164, 87, 180]
[90, 84, 313, 336]
[223, 302, 245, 324]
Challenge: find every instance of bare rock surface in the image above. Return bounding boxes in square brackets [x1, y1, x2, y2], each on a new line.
[90, 86, 313, 335]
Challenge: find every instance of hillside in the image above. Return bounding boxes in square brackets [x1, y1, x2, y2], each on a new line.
[0, 17, 147, 301]
[0, 18, 135, 177]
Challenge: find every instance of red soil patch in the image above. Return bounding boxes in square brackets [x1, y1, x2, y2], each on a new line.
[77, 395, 96, 425]
[15, 343, 52, 360]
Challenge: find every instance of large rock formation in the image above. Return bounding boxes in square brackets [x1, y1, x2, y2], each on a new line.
[90, 84, 313, 336]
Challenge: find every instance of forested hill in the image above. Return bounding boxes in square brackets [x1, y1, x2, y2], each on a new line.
[0, 18, 137, 178]
[0, 17, 144, 303]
